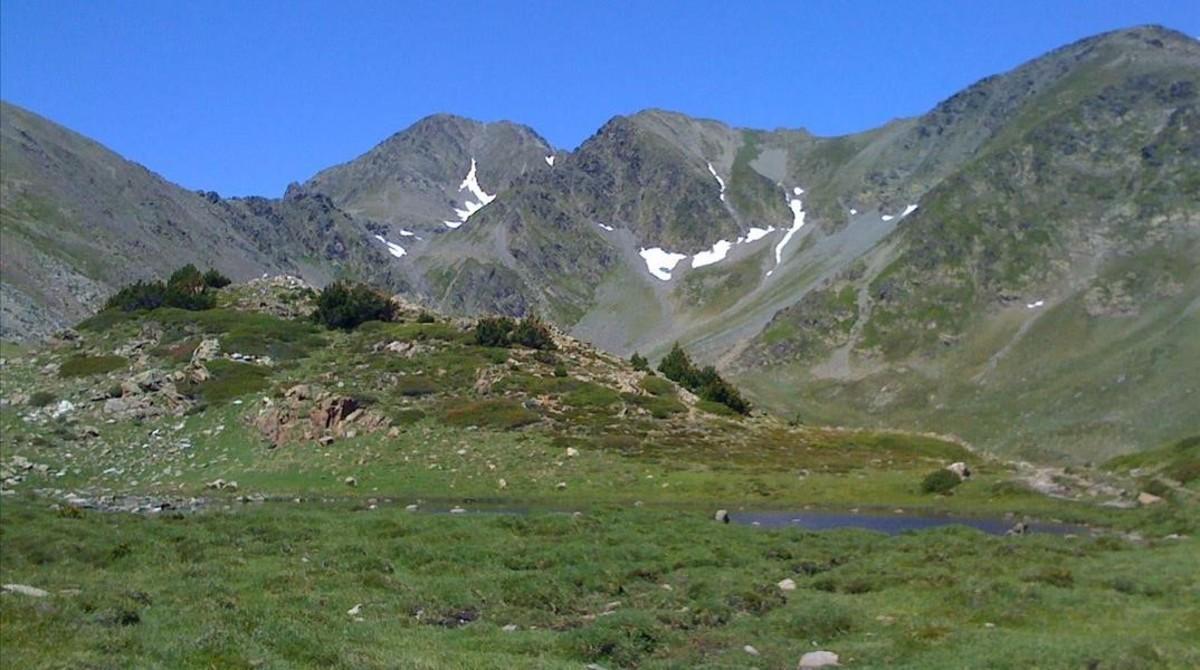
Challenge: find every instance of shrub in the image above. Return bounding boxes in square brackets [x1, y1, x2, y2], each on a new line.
[59, 354, 128, 378]
[511, 316, 556, 350]
[105, 281, 167, 312]
[474, 316, 516, 347]
[921, 469, 962, 494]
[553, 363, 568, 378]
[630, 352, 649, 372]
[474, 315, 556, 350]
[416, 312, 436, 324]
[656, 342, 750, 415]
[311, 281, 396, 330]
[202, 269, 232, 288]
[28, 391, 57, 408]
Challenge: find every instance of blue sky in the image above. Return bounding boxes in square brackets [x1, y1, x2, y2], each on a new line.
[2, 1, 1196, 197]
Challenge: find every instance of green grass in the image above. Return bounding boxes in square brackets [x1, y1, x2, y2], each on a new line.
[189, 360, 271, 405]
[58, 354, 128, 378]
[1, 499, 1197, 669]
[441, 399, 541, 430]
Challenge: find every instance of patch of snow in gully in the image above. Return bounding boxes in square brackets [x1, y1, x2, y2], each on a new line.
[692, 239, 734, 268]
[373, 235, 407, 258]
[639, 247, 687, 281]
[901, 204, 918, 217]
[444, 158, 497, 228]
[767, 189, 806, 277]
[545, 155, 556, 167]
[596, 223, 615, 232]
[706, 162, 726, 202]
[1026, 300, 1045, 309]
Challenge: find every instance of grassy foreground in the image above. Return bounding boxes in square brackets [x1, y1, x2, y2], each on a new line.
[2, 499, 1198, 669]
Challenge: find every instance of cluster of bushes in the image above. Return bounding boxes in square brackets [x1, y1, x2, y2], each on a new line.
[921, 469, 962, 494]
[310, 281, 396, 330]
[104, 265, 232, 312]
[474, 315, 557, 350]
[630, 352, 650, 372]
[656, 343, 750, 415]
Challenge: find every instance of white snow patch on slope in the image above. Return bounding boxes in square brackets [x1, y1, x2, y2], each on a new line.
[745, 226, 775, 242]
[850, 208, 858, 215]
[545, 155, 555, 167]
[1026, 299, 1045, 309]
[881, 214, 894, 222]
[639, 247, 687, 281]
[597, 223, 615, 232]
[373, 235, 407, 258]
[706, 162, 726, 202]
[444, 158, 497, 228]
[901, 204, 918, 217]
[692, 239, 734, 268]
[767, 190, 807, 277]
[398, 229, 417, 237]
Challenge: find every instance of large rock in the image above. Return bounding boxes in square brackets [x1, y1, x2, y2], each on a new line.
[1137, 492, 1164, 506]
[191, 338, 221, 365]
[798, 650, 840, 668]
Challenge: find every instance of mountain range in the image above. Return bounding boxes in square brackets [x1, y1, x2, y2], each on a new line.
[2, 25, 1197, 462]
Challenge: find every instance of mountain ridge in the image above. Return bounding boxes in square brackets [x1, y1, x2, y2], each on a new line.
[2, 24, 1197, 463]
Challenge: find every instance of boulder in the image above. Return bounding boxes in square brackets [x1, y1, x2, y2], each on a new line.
[946, 462, 972, 479]
[2, 584, 49, 598]
[191, 338, 221, 365]
[778, 578, 797, 591]
[799, 650, 840, 668]
[1137, 492, 1164, 506]
[714, 509, 730, 523]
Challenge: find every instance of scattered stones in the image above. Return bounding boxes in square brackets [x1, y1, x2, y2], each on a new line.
[344, 476, 357, 487]
[449, 507, 466, 514]
[3, 584, 50, 598]
[498, 478, 507, 490]
[501, 623, 518, 632]
[566, 447, 579, 457]
[204, 479, 238, 491]
[799, 650, 840, 668]
[743, 645, 760, 656]
[191, 338, 221, 365]
[777, 578, 797, 591]
[347, 603, 363, 616]
[555, 481, 567, 491]
[405, 504, 419, 512]
[714, 509, 730, 523]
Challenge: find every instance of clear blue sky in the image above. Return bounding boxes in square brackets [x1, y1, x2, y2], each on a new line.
[2, 1, 1195, 197]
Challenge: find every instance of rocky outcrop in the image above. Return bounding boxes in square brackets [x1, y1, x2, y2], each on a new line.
[250, 385, 391, 447]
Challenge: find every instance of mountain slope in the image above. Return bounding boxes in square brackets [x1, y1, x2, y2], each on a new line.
[0, 102, 399, 339]
[2, 25, 1197, 464]
[731, 26, 1200, 462]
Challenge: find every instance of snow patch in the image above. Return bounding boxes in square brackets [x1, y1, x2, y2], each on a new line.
[850, 208, 858, 215]
[691, 239, 733, 268]
[881, 214, 894, 222]
[398, 229, 417, 237]
[639, 247, 687, 281]
[767, 190, 807, 276]
[444, 158, 496, 228]
[901, 204, 918, 217]
[596, 223, 615, 232]
[373, 235, 407, 258]
[1026, 299, 1045, 309]
[745, 226, 775, 242]
[545, 155, 555, 167]
[706, 162, 726, 202]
